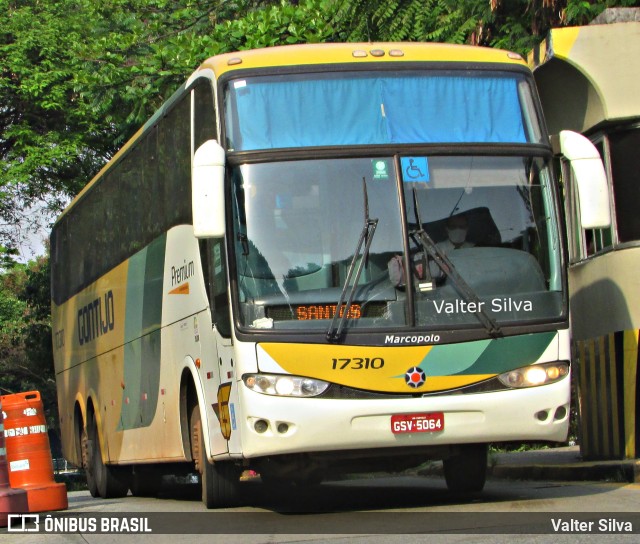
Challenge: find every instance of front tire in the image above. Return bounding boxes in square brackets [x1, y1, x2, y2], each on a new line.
[443, 443, 488, 493]
[189, 403, 239, 508]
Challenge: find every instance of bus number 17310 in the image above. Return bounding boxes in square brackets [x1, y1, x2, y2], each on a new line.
[331, 357, 385, 370]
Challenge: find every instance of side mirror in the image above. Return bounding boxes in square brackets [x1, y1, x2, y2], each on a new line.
[556, 130, 611, 229]
[192, 139, 225, 238]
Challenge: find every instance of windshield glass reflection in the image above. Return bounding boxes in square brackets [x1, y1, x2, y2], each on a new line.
[230, 156, 562, 333]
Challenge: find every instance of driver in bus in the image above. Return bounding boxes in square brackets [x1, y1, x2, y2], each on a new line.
[437, 215, 474, 253]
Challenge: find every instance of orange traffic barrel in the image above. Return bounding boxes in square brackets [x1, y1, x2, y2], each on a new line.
[0, 399, 29, 526]
[1, 391, 67, 513]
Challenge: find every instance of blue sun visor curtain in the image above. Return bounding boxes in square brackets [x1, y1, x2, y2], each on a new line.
[225, 72, 534, 151]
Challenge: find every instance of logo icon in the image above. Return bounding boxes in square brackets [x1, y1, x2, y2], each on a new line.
[372, 159, 389, 179]
[8, 514, 40, 532]
[405, 366, 426, 388]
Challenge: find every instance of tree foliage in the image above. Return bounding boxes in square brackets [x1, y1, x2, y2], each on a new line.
[2, 0, 637, 260]
[0, 0, 102, 253]
[487, 0, 640, 53]
[337, 0, 489, 44]
[0, 255, 56, 428]
[0, 0, 340, 261]
[340, 0, 640, 53]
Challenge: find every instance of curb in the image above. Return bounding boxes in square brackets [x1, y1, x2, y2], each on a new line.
[490, 460, 640, 483]
[416, 447, 640, 484]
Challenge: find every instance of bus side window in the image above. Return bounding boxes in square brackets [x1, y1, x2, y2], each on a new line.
[193, 80, 217, 148]
[571, 138, 614, 260]
[200, 239, 231, 337]
[212, 239, 231, 337]
[586, 139, 614, 255]
[193, 81, 229, 336]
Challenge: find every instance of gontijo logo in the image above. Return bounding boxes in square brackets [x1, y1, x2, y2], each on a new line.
[77, 290, 115, 346]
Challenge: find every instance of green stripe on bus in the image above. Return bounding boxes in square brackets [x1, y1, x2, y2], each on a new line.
[119, 234, 166, 431]
[422, 339, 491, 376]
[421, 332, 555, 377]
[463, 332, 556, 375]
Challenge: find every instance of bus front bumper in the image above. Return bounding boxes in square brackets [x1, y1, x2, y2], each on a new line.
[235, 376, 570, 459]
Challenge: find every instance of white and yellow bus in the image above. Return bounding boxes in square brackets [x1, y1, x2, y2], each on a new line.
[51, 42, 607, 507]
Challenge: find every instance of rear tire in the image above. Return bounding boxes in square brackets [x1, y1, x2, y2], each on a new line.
[84, 411, 129, 498]
[443, 443, 488, 493]
[81, 424, 98, 498]
[189, 403, 239, 508]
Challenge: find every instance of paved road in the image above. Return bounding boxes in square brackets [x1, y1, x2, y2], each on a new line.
[2, 475, 640, 543]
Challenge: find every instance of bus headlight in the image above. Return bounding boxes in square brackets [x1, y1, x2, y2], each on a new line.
[243, 374, 330, 397]
[498, 362, 569, 389]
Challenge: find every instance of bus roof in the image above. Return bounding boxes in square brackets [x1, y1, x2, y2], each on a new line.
[196, 42, 526, 79]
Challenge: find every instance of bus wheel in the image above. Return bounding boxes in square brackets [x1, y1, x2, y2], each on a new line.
[189, 404, 239, 508]
[443, 443, 488, 493]
[81, 425, 99, 498]
[85, 411, 129, 499]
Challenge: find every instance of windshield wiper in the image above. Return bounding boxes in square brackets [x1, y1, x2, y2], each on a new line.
[410, 188, 502, 338]
[326, 178, 378, 342]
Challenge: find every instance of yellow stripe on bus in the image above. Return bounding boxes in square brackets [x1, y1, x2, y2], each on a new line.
[200, 42, 527, 78]
[623, 329, 639, 459]
[258, 343, 495, 393]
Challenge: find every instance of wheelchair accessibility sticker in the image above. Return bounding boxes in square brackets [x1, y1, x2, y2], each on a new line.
[401, 157, 430, 183]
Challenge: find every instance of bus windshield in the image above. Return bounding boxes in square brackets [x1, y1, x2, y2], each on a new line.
[224, 70, 544, 151]
[231, 155, 563, 333]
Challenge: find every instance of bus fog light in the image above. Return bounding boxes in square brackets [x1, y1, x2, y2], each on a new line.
[535, 410, 549, 421]
[254, 419, 269, 433]
[498, 362, 569, 389]
[554, 406, 567, 420]
[277, 422, 289, 434]
[243, 373, 329, 397]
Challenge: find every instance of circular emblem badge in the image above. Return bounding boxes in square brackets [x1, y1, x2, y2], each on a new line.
[405, 366, 426, 388]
